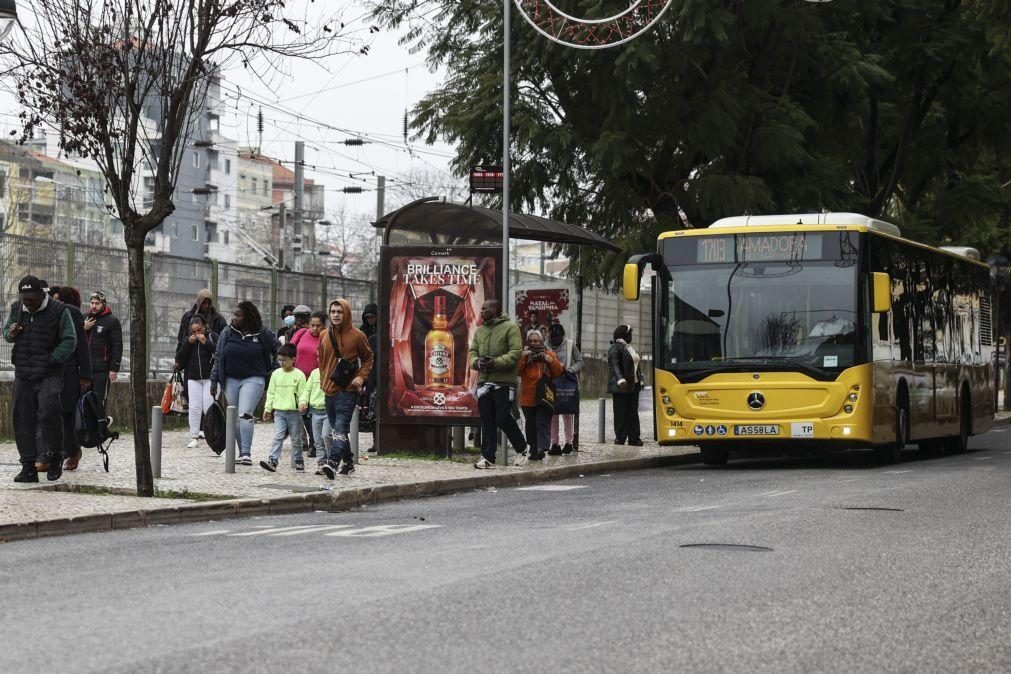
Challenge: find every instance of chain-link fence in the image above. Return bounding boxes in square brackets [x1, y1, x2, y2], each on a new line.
[0, 233, 376, 379]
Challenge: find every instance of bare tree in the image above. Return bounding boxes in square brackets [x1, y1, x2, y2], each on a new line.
[0, 1, 365, 495]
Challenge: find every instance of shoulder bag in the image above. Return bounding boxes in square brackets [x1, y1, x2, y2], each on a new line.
[327, 328, 359, 388]
[535, 361, 557, 412]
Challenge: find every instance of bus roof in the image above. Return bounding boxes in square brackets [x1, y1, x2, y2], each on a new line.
[657, 213, 990, 268]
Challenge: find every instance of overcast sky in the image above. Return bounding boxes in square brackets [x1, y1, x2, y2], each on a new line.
[0, 1, 461, 229]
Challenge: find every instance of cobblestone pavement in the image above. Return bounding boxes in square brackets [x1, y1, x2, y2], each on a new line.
[0, 403, 677, 526]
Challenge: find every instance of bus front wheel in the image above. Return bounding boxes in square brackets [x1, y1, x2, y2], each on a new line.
[875, 399, 907, 465]
[701, 446, 729, 466]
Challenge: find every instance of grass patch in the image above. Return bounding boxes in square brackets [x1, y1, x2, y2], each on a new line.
[374, 446, 482, 463]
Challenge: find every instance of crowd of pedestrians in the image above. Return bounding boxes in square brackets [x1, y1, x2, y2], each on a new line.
[6, 274, 642, 482]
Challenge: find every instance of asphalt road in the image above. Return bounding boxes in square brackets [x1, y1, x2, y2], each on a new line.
[2, 429, 1009, 673]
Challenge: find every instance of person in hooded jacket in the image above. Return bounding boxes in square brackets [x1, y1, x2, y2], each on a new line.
[46, 286, 93, 472]
[359, 303, 379, 445]
[547, 322, 583, 455]
[83, 290, 122, 405]
[608, 324, 644, 446]
[209, 301, 279, 464]
[175, 288, 228, 352]
[175, 314, 218, 448]
[316, 298, 373, 478]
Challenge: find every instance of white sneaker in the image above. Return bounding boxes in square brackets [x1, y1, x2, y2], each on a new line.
[186, 439, 199, 449]
[474, 457, 495, 469]
[198, 431, 205, 439]
[514, 450, 529, 467]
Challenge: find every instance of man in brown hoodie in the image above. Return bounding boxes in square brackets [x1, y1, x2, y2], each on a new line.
[316, 298, 373, 477]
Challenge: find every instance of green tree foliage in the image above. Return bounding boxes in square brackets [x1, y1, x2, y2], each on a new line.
[373, 0, 1011, 284]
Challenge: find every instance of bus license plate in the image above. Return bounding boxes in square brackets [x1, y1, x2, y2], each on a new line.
[734, 425, 779, 436]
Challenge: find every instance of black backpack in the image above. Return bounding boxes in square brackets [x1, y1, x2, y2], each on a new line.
[74, 390, 119, 471]
[202, 400, 227, 455]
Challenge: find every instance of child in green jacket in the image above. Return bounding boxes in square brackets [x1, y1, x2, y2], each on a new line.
[261, 344, 308, 472]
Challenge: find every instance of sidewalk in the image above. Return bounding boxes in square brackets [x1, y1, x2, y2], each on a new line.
[1, 403, 693, 540]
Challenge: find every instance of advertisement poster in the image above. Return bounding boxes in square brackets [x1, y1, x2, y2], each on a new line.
[383, 247, 500, 422]
[513, 285, 576, 340]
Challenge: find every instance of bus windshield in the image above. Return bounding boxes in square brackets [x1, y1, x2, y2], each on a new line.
[661, 258, 859, 381]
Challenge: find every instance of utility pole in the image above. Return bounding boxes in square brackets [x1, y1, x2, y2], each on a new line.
[294, 140, 304, 272]
[376, 175, 385, 266]
[277, 201, 286, 269]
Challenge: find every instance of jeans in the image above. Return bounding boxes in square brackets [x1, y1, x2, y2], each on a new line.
[477, 386, 527, 463]
[13, 375, 64, 467]
[523, 405, 552, 453]
[612, 391, 641, 443]
[187, 379, 214, 438]
[268, 410, 304, 464]
[92, 370, 110, 404]
[325, 391, 358, 463]
[224, 376, 265, 457]
[550, 413, 575, 445]
[310, 408, 333, 464]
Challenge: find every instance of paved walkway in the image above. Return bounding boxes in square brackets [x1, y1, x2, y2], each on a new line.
[1, 403, 676, 527]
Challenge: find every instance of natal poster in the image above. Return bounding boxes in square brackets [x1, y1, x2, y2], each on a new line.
[513, 285, 576, 340]
[384, 248, 499, 421]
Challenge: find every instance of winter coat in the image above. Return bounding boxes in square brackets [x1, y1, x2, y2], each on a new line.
[316, 298, 374, 396]
[176, 288, 228, 351]
[468, 314, 523, 387]
[517, 350, 563, 407]
[3, 297, 77, 381]
[175, 331, 218, 381]
[209, 325, 279, 385]
[548, 337, 583, 374]
[85, 306, 123, 373]
[607, 340, 644, 394]
[62, 305, 93, 412]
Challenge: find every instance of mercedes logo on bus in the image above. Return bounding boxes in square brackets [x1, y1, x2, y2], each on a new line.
[747, 392, 766, 410]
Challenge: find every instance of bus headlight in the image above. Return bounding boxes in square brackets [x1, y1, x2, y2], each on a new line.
[844, 405, 853, 414]
[662, 395, 671, 405]
[666, 408, 676, 416]
[848, 392, 858, 402]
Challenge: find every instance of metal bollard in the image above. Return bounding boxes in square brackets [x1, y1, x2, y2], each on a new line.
[499, 430, 508, 467]
[350, 406, 360, 462]
[150, 407, 163, 479]
[597, 398, 606, 443]
[225, 405, 237, 473]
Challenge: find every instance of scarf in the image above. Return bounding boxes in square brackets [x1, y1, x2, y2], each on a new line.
[616, 338, 642, 383]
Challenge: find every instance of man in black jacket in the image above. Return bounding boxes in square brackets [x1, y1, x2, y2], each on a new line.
[3, 275, 78, 482]
[84, 290, 123, 404]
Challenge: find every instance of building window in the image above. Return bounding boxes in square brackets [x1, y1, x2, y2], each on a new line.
[240, 175, 245, 192]
[224, 231, 230, 245]
[191, 225, 198, 241]
[224, 159, 231, 174]
[263, 181, 269, 196]
[192, 152, 200, 169]
[171, 222, 178, 237]
[224, 194, 231, 209]
[252, 178, 257, 194]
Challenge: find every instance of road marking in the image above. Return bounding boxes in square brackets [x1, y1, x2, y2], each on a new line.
[760, 490, 798, 497]
[883, 470, 912, 474]
[515, 485, 587, 492]
[229, 525, 325, 537]
[325, 524, 442, 537]
[188, 530, 231, 537]
[974, 456, 992, 460]
[680, 505, 720, 512]
[271, 525, 355, 536]
[566, 521, 617, 531]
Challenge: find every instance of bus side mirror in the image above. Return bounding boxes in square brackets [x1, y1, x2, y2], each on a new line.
[623, 253, 663, 302]
[872, 272, 891, 313]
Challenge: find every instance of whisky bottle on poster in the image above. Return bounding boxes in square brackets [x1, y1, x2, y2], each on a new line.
[425, 295, 454, 388]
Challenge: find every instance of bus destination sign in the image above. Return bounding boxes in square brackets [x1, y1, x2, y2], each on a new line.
[697, 233, 823, 263]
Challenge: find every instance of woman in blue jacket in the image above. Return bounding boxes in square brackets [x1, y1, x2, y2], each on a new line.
[210, 301, 279, 465]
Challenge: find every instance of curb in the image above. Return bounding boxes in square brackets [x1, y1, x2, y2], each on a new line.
[0, 451, 702, 543]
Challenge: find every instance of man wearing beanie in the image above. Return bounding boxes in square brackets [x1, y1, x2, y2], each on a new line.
[3, 275, 77, 482]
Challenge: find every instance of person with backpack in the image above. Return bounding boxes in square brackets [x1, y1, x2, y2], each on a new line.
[209, 301, 279, 465]
[316, 298, 373, 478]
[518, 330, 563, 462]
[547, 322, 582, 455]
[46, 286, 93, 472]
[3, 275, 78, 482]
[175, 314, 218, 449]
[84, 290, 123, 404]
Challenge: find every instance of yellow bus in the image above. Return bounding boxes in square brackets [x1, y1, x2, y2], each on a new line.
[623, 213, 997, 465]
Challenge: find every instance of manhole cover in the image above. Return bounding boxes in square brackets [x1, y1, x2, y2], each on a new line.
[838, 507, 904, 512]
[679, 543, 773, 552]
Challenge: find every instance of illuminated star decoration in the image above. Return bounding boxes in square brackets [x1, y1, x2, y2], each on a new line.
[513, 0, 674, 49]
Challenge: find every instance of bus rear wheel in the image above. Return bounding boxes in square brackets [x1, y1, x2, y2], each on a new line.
[700, 446, 729, 466]
[943, 390, 971, 454]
